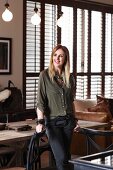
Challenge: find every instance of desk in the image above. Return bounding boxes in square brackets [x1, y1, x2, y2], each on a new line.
[0, 120, 36, 167]
[0, 119, 109, 167]
[0, 119, 108, 144]
[0, 120, 36, 144]
[0, 130, 34, 144]
[78, 120, 109, 129]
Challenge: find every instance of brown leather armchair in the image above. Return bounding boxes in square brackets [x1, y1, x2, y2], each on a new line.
[70, 99, 111, 157]
[74, 99, 110, 123]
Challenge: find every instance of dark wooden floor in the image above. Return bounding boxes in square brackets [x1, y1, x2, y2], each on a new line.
[41, 152, 79, 170]
[40, 151, 57, 170]
[41, 151, 50, 168]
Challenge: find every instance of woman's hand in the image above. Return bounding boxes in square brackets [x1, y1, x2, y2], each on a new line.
[74, 122, 80, 132]
[36, 124, 45, 133]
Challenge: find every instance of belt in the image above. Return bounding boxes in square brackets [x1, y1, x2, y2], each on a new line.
[45, 114, 73, 127]
[51, 114, 72, 120]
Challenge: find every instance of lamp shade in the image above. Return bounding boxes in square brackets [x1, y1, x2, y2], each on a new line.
[31, 6, 41, 26]
[2, 8, 13, 22]
[57, 12, 64, 28]
[31, 12, 41, 25]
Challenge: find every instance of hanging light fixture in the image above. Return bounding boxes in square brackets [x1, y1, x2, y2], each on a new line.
[31, 2, 41, 26]
[57, 11, 64, 28]
[2, 0, 13, 22]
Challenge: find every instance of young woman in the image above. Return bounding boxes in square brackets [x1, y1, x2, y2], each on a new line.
[36, 44, 80, 170]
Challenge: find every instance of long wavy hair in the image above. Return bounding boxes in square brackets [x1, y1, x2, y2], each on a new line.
[48, 44, 70, 87]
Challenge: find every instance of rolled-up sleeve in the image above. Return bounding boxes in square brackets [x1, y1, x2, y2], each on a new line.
[37, 72, 47, 113]
[70, 74, 76, 101]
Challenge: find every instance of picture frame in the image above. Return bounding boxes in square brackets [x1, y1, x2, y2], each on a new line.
[0, 37, 12, 74]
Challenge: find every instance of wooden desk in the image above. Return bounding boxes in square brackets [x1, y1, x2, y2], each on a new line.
[0, 120, 36, 167]
[0, 130, 35, 144]
[0, 119, 109, 167]
[0, 120, 36, 144]
[78, 120, 109, 129]
[0, 119, 108, 144]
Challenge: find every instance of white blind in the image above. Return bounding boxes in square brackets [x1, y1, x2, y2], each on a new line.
[26, 1, 41, 73]
[44, 4, 57, 69]
[76, 76, 88, 98]
[91, 76, 102, 98]
[105, 13, 112, 72]
[24, 1, 113, 109]
[61, 6, 73, 72]
[104, 13, 113, 97]
[25, 1, 58, 109]
[26, 1, 41, 109]
[91, 11, 102, 73]
[77, 9, 88, 73]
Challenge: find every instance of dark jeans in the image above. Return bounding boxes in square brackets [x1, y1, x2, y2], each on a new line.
[45, 116, 76, 170]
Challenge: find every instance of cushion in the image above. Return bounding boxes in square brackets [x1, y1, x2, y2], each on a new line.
[87, 99, 112, 121]
[0, 89, 11, 102]
[76, 111, 108, 123]
[108, 98, 113, 117]
[97, 95, 113, 118]
[74, 99, 97, 112]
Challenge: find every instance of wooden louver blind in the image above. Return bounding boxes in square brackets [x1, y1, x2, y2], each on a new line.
[24, 0, 113, 110]
[25, 1, 57, 109]
[26, 1, 41, 109]
[44, 3, 57, 69]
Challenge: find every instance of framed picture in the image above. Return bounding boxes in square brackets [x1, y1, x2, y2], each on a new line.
[0, 37, 12, 74]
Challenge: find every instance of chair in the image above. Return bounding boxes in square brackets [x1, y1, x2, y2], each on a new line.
[80, 127, 113, 155]
[2, 131, 56, 170]
[26, 131, 55, 170]
[0, 146, 16, 168]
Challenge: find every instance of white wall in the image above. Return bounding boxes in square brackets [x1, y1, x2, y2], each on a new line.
[0, 0, 23, 90]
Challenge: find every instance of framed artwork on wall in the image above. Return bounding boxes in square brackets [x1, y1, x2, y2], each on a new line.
[0, 37, 12, 74]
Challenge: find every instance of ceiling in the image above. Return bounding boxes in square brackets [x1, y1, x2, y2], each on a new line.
[85, 0, 113, 5]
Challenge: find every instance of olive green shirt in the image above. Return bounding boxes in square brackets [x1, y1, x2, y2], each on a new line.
[37, 69, 76, 118]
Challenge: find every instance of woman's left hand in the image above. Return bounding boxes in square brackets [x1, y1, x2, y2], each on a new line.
[74, 122, 80, 132]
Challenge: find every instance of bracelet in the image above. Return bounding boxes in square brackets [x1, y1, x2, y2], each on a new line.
[36, 119, 45, 125]
[75, 117, 78, 122]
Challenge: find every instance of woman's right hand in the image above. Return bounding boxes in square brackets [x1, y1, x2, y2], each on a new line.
[36, 124, 45, 133]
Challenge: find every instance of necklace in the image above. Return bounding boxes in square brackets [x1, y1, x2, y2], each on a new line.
[55, 74, 64, 86]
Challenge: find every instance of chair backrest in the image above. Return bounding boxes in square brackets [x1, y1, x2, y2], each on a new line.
[26, 131, 53, 170]
[80, 128, 113, 155]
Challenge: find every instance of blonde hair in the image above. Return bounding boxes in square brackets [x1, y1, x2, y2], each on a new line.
[48, 44, 70, 87]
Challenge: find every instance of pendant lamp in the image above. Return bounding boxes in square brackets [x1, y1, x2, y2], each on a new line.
[31, 3, 41, 26]
[2, 1, 13, 22]
[57, 11, 64, 28]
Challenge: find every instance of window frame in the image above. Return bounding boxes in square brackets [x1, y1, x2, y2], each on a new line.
[23, 0, 113, 111]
